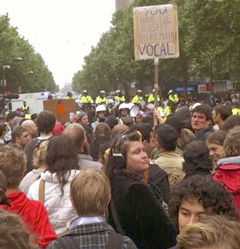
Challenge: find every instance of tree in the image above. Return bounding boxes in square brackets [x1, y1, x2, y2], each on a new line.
[0, 14, 58, 93]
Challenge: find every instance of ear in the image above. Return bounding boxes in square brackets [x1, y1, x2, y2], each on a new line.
[142, 139, 148, 147]
[70, 195, 76, 208]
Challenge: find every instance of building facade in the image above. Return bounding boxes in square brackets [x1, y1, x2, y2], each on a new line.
[115, 0, 134, 11]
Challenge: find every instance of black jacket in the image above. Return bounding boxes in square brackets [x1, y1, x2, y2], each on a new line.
[109, 171, 176, 249]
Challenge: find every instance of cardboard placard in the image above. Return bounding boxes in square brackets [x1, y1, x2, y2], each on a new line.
[133, 4, 179, 60]
[43, 99, 76, 124]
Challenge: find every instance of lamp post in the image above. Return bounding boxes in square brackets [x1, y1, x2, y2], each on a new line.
[1, 65, 11, 93]
[14, 57, 23, 93]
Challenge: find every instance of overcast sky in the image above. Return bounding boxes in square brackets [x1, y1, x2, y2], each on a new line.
[0, 0, 116, 89]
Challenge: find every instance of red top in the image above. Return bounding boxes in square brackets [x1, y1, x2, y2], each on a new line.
[0, 191, 57, 248]
[214, 164, 240, 220]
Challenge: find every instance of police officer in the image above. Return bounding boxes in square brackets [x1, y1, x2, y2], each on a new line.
[91, 105, 107, 130]
[22, 101, 29, 114]
[95, 91, 108, 105]
[132, 90, 143, 104]
[114, 90, 125, 103]
[80, 90, 94, 104]
[168, 90, 179, 103]
[148, 89, 161, 103]
[66, 91, 74, 99]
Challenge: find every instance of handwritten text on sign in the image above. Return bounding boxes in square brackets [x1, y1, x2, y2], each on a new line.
[133, 4, 179, 60]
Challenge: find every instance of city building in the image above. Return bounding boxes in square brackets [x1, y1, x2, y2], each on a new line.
[115, 0, 134, 11]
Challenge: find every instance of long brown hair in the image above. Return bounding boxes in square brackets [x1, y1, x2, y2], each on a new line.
[46, 135, 79, 193]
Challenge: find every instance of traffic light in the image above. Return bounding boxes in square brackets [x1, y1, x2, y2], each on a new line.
[205, 82, 212, 91]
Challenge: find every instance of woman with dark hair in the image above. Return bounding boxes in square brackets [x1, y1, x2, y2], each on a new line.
[183, 141, 213, 177]
[90, 123, 111, 161]
[206, 130, 227, 168]
[169, 175, 238, 239]
[28, 135, 80, 235]
[106, 131, 176, 249]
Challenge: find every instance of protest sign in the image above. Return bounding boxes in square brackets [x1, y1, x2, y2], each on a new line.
[133, 4, 179, 60]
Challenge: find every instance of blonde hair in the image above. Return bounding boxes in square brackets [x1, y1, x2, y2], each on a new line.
[224, 126, 240, 157]
[0, 146, 26, 188]
[33, 141, 49, 169]
[177, 214, 240, 249]
[71, 169, 110, 216]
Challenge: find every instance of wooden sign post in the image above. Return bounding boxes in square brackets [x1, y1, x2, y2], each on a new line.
[133, 4, 179, 125]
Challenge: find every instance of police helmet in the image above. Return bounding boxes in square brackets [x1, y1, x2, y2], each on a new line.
[119, 103, 130, 110]
[100, 90, 106, 95]
[82, 90, 88, 94]
[96, 105, 107, 112]
[137, 89, 143, 94]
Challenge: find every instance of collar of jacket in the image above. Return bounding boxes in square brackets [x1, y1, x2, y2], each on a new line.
[218, 155, 240, 167]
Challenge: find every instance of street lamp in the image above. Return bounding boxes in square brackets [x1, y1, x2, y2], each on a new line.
[1, 65, 11, 92]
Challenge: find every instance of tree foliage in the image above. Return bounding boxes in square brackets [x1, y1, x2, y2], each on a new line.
[0, 14, 58, 93]
[72, 0, 240, 95]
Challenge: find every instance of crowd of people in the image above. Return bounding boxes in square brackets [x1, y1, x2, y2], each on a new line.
[0, 90, 240, 249]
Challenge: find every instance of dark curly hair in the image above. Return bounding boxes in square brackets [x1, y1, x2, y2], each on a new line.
[46, 135, 79, 194]
[169, 175, 238, 231]
[183, 141, 213, 177]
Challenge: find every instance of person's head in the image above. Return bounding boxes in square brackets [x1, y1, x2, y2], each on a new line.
[146, 104, 154, 115]
[11, 126, 31, 149]
[106, 131, 149, 180]
[223, 125, 240, 157]
[77, 112, 88, 126]
[137, 89, 143, 96]
[142, 115, 154, 128]
[63, 123, 86, 152]
[0, 124, 7, 139]
[71, 169, 110, 217]
[177, 128, 195, 150]
[0, 209, 38, 249]
[0, 170, 10, 206]
[104, 115, 118, 130]
[31, 113, 38, 123]
[156, 124, 178, 151]
[119, 103, 129, 118]
[212, 105, 232, 126]
[130, 123, 156, 157]
[36, 111, 56, 134]
[96, 105, 107, 119]
[0, 146, 26, 188]
[183, 141, 212, 176]
[206, 130, 227, 165]
[21, 120, 38, 138]
[220, 115, 240, 131]
[122, 116, 134, 127]
[99, 90, 106, 97]
[6, 111, 18, 124]
[94, 123, 111, 140]
[46, 135, 79, 193]
[82, 90, 88, 96]
[134, 112, 143, 123]
[169, 175, 238, 232]
[191, 104, 212, 131]
[165, 114, 185, 136]
[33, 141, 49, 169]
[111, 124, 129, 139]
[11, 116, 24, 130]
[177, 214, 240, 249]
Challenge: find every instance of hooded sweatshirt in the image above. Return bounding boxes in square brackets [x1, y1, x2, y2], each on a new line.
[214, 156, 240, 219]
